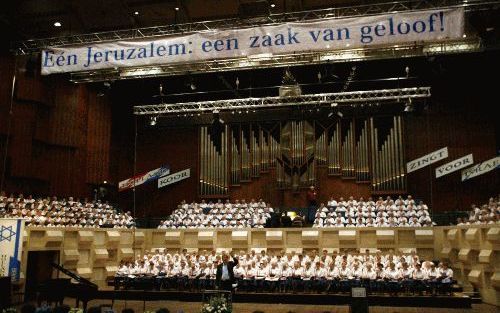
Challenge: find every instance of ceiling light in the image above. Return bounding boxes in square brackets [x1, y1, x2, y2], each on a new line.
[190, 83, 197, 90]
[54, 22, 62, 27]
[149, 116, 157, 126]
[175, 7, 180, 11]
[404, 98, 414, 112]
[331, 102, 338, 107]
[134, 11, 139, 15]
[270, 3, 276, 8]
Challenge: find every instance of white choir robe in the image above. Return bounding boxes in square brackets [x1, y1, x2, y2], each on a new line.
[265, 268, 282, 281]
[326, 267, 340, 280]
[361, 269, 377, 280]
[338, 267, 352, 280]
[384, 269, 401, 281]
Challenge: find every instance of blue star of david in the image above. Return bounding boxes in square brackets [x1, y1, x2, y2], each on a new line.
[0, 225, 16, 242]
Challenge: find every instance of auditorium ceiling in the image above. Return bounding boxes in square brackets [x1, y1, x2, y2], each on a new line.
[1, 0, 498, 42]
[2, 0, 375, 41]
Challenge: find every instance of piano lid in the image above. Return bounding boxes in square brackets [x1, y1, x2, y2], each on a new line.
[51, 263, 98, 289]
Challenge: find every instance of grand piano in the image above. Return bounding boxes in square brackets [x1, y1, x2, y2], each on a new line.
[37, 263, 98, 309]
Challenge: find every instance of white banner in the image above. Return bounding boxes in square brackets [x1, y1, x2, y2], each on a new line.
[158, 168, 191, 189]
[41, 8, 464, 75]
[119, 165, 170, 192]
[0, 218, 25, 281]
[461, 156, 500, 181]
[407, 147, 448, 173]
[435, 154, 473, 178]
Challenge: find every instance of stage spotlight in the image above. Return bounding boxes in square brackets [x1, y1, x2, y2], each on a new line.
[405, 66, 410, 78]
[159, 83, 165, 96]
[331, 102, 338, 107]
[328, 112, 333, 118]
[235, 77, 240, 89]
[404, 98, 414, 112]
[149, 116, 157, 126]
[190, 82, 197, 90]
[317, 71, 322, 83]
[337, 111, 344, 118]
[97, 81, 112, 97]
[212, 110, 224, 124]
[270, 3, 275, 8]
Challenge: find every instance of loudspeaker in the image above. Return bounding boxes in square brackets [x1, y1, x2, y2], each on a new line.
[0, 276, 12, 309]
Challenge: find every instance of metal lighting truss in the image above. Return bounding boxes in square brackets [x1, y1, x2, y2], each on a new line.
[12, 0, 497, 54]
[133, 87, 431, 116]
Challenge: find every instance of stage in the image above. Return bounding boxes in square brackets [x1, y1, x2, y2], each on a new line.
[78, 289, 472, 309]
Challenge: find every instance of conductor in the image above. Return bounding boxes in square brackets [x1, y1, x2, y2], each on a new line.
[216, 252, 239, 292]
[306, 185, 318, 224]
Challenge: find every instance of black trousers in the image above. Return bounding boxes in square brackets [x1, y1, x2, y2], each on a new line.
[220, 280, 233, 292]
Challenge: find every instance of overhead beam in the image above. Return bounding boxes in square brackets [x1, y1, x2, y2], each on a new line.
[133, 87, 431, 116]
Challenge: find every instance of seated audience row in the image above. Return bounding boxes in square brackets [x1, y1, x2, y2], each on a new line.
[314, 195, 434, 227]
[457, 195, 499, 225]
[115, 248, 454, 295]
[0, 191, 135, 228]
[158, 199, 273, 229]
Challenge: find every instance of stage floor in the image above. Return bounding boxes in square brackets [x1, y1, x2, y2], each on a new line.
[91, 289, 473, 309]
[72, 300, 496, 313]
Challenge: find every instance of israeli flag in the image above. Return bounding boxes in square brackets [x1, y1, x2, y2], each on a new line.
[0, 218, 25, 281]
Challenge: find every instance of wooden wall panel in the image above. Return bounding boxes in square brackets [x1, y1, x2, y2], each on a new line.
[0, 56, 112, 199]
[86, 90, 111, 184]
[405, 99, 498, 212]
[316, 167, 371, 204]
[15, 59, 48, 104]
[10, 103, 35, 177]
[118, 126, 200, 217]
[48, 82, 83, 147]
[0, 55, 14, 134]
[230, 170, 282, 207]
